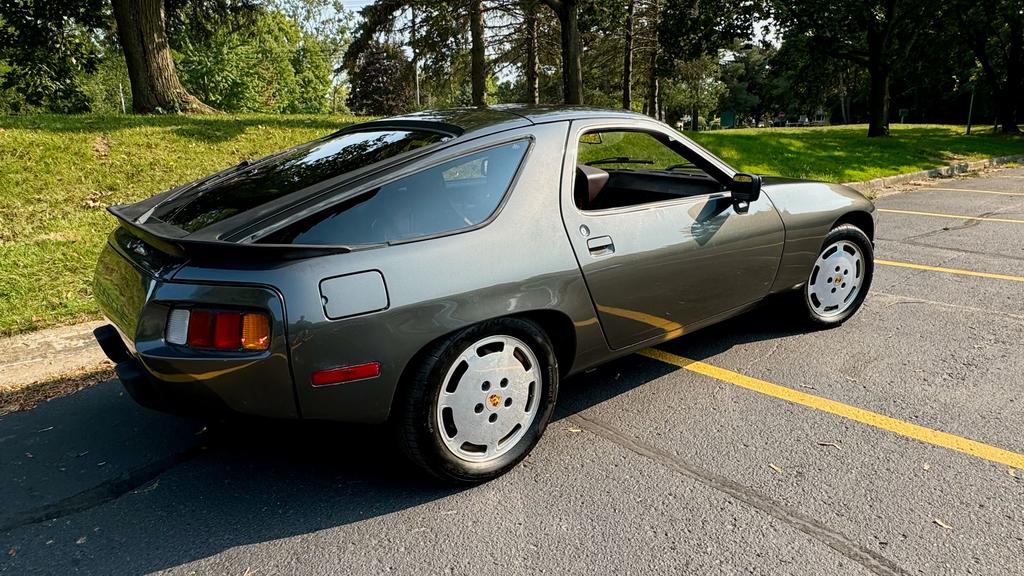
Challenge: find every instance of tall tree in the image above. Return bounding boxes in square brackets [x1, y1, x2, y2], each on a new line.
[541, 0, 582, 104]
[951, 0, 1022, 134]
[773, 0, 929, 137]
[621, 0, 635, 109]
[470, 0, 486, 105]
[112, 0, 213, 113]
[522, 0, 540, 104]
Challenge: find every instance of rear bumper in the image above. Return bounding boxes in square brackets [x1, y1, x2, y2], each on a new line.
[95, 324, 235, 418]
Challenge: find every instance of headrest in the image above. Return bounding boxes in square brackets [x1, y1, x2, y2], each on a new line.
[575, 164, 610, 207]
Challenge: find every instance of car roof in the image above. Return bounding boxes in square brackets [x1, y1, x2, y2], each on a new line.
[355, 105, 657, 140]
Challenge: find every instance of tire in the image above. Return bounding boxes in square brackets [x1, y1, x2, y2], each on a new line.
[393, 317, 559, 484]
[795, 223, 874, 327]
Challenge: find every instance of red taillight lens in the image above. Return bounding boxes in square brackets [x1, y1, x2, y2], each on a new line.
[212, 312, 242, 349]
[186, 310, 213, 348]
[177, 308, 270, 351]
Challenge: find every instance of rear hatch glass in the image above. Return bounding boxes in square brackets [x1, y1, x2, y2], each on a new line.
[153, 129, 450, 232]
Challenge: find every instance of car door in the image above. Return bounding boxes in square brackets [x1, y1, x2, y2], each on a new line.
[560, 118, 785, 350]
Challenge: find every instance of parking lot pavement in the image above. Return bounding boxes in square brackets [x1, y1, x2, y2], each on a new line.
[2, 168, 1023, 575]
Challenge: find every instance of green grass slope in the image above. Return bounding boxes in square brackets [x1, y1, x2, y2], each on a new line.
[0, 114, 363, 336]
[0, 116, 1020, 336]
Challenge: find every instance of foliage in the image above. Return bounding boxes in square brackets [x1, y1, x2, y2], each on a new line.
[0, 0, 107, 112]
[662, 56, 727, 128]
[176, 9, 333, 113]
[659, 0, 763, 62]
[346, 42, 413, 115]
[947, 0, 1023, 133]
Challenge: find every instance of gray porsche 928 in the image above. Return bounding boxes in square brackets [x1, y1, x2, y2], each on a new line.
[93, 106, 876, 483]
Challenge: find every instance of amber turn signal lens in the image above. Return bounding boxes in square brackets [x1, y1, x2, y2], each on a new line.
[241, 313, 271, 350]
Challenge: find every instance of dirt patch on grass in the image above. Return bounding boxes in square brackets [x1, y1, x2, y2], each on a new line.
[0, 366, 114, 417]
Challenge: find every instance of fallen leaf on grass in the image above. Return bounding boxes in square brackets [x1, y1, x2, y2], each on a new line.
[933, 518, 952, 529]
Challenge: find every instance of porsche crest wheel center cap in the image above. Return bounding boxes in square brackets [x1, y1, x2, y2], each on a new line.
[488, 394, 502, 408]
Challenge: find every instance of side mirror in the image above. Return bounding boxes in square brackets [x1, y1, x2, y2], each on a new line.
[730, 172, 762, 203]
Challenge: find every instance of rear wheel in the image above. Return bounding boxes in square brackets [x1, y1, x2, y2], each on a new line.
[797, 223, 873, 326]
[394, 318, 558, 484]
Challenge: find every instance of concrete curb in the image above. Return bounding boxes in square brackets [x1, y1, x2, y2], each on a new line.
[844, 154, 1024, 195]
[0, 321, 110, 391]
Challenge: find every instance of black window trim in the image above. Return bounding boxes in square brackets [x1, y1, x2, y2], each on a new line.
[174, 125, 460, 242]
[244, 134, 536, 249]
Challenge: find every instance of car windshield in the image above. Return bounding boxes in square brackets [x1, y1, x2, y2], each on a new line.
[156, 129, 450, 232]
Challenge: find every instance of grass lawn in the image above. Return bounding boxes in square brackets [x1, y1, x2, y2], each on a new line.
[0, 114, 364, 336]
[0, 116, 1021, 336]
[690, 124, 1023, 182]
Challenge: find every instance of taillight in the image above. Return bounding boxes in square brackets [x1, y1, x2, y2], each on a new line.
[165, 308, 271, 351]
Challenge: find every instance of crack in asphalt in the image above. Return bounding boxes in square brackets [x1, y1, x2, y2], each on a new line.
[876, 237, 1024, 263]
[567, 412, 911, 576]
[0, 443, 204, 533]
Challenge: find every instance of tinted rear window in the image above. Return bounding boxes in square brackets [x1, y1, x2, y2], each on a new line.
[260, 140, 529, 246]
[157, 129, 449, 232]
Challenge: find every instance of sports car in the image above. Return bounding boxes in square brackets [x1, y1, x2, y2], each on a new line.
[93, 106, 876, 483]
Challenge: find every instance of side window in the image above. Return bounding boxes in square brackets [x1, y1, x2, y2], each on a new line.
[261, 140, 529, 246]
[574, 130, 724, 211]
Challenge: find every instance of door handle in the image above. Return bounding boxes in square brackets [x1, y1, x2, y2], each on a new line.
[587, 235, 614, 255]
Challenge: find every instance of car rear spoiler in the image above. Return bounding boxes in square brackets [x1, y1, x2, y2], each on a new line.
[107, 205, 353, 261]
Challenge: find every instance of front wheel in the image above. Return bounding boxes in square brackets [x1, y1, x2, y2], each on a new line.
[797, 223, 874, 326]
[393, 318, 558, 484]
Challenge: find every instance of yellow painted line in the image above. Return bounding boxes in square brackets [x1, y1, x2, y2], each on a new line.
[923, 187, 1024, 197]
[876, 259, 1024, 283]
[597, 305, 685, 338]
[639, 348, 1024, 469]
[877, 208, 1024, 224]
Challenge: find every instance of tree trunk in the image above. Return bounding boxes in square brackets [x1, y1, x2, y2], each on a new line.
[864, 28, 890, 137]
[543, 0, 582, 104]
[647, 49, 659, 121]
[111, 0, 213, 114]
[524, 1, 539, 105]
[470, 0, 487, 106]
[411, 7, 420, 108]
[621, 0, 635, 110]
[866, 64, 890, 137]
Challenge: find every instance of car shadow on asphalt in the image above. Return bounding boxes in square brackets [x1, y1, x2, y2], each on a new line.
[0, 303, 806, 573]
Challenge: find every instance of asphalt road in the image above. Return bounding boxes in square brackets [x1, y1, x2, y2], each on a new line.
[3, 168, 1023, 576]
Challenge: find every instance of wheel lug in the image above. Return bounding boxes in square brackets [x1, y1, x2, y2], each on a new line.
[488, 413, 498, 423]
[481, 381, 490, 391]
[499, 378, 508, 388]
[504, 397, 512, 407]
[474, 403, 484, 414]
